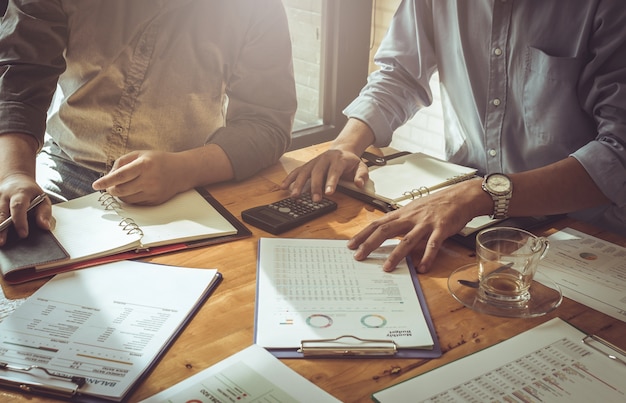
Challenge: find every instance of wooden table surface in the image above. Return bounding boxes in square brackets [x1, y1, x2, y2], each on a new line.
[2, 143, 625, 403]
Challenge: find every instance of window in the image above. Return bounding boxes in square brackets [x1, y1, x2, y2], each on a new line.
[282, 0, 372, 150]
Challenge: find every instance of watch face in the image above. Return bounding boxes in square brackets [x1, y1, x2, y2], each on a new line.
[487, 174, 511, 193]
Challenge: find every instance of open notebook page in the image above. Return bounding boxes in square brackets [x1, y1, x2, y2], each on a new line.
[118, 189, 237, 247]
[48, 192, 143, 264]
[369, 153, 477, 203]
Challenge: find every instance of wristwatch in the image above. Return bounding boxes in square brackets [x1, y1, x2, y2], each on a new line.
[482, 173, 513, 219]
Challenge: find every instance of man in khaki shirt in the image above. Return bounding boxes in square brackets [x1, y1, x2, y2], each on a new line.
[0, 1, 297, 244]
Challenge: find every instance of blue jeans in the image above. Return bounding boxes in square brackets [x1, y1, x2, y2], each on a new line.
[36, 141, 101, 204]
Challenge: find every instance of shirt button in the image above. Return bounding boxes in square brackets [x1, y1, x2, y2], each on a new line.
[493, 47, 503, 56]
[492, 98, 501, 107]
[488, 149, 497, 157]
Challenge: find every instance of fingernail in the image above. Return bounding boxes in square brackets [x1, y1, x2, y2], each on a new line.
[418, 264, 427, 273]
[382, 261, 394, 272]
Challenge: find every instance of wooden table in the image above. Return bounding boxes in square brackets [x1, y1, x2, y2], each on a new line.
[2, 143, 625, 403]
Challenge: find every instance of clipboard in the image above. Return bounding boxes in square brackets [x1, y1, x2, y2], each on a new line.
[0, 262, 223, 402]
[253, 238, 442, 359]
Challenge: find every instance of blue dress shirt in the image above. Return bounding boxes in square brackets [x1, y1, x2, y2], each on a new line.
[344, 0, 626, 235]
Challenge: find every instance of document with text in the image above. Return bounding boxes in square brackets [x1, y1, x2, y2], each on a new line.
[373, 318, 626, 402]
[140, 344, 340, 403]
[254, 238, 439, 358]
[0, 261, 220, 401]
[538, 227, 626, 322]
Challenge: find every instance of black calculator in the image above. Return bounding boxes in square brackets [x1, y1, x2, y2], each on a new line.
[241, 193, 337, 235]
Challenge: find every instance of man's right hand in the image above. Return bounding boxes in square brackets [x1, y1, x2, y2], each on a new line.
[280, 118, 376, 202]
[280, 148, 369, 202]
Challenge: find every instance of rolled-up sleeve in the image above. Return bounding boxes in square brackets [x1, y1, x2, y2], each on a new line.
[209, 0, 296, 181]
[343, 0, 436, 148]
[0, 0, 67, 148]
[572, 2, 626, 207]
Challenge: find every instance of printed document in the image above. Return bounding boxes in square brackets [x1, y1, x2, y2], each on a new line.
[140, 344, 340, 403]
[372, 318, 626, 402]
[538, 227, 626, 322]
[0, 261, 219, 401]
[255, 238, 434, 350]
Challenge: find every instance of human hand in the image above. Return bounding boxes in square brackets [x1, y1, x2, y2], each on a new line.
[0, 174, 52, 245]
[281, 149, 369, 202]
[347, 179, 485, 273]
[92, 150, 185, 205]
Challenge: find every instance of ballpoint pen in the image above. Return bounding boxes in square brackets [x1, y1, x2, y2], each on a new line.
[0, 193, 47, 232]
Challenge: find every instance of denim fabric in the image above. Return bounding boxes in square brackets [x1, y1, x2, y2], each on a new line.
[36, 141, 100, 204]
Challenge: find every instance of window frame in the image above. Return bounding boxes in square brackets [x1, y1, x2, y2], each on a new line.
[287, 0, 373, 151]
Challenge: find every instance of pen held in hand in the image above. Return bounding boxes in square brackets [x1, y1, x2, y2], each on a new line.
[0, 193, 48, 232]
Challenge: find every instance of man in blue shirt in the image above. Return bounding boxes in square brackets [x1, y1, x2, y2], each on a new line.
[283, 0, 626, 273]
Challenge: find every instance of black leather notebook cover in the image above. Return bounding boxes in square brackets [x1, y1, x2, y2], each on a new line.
[0, 216, 69, 275]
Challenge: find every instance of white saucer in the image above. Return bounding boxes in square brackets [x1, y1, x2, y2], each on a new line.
[448, 264, 563, 318]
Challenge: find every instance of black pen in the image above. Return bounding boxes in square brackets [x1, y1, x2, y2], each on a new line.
[0, 193, 47, 232]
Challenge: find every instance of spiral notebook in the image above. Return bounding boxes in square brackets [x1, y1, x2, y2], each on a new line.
[0, 188, 250, 284]
[338, 152, 477, 211]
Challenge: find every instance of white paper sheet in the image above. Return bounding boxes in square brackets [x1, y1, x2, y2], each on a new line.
[538, 227, 626, 322]
[373, 318, 626, 402]
[0, 261, 219, 401]
[255, 238, 434, 350]
[139, 344, 341, 403]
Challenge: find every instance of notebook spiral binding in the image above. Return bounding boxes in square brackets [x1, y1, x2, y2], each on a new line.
[97, 192, 144, 236]
[403, 186, 430, 200]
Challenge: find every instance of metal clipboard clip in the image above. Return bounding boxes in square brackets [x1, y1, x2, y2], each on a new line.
[582, 335, 626, 366]
[298, 335, 398, 357]
[0, 362, 86, 399]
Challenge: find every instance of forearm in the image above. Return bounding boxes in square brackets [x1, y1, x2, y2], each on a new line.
[463, 157, 611, 220]
[0, 133, 39, 181]
[330, 118, 377, 156]
[507, 157, 610, 217]
[210, 121, 290, 181]
[173, 144, 235, 190]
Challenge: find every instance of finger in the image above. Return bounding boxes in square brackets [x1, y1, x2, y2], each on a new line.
[308, 159, 331, 202]
[352, 161, 370, 188]
[415, 230, 446, 273]
[110, 151, 139, 171]
[34, 197, 53, 231]
[287, 166, 314, 198]
[0, 209, 8, 245]
[93, 160, 141, 191]
[6, 194, 31, 238]
[280, 168, 300, 190]
[347, 218, 385, 251]
[351, 218, 402, 261]
[382, 230, 425, 272]
[322, 158, 347, 196]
